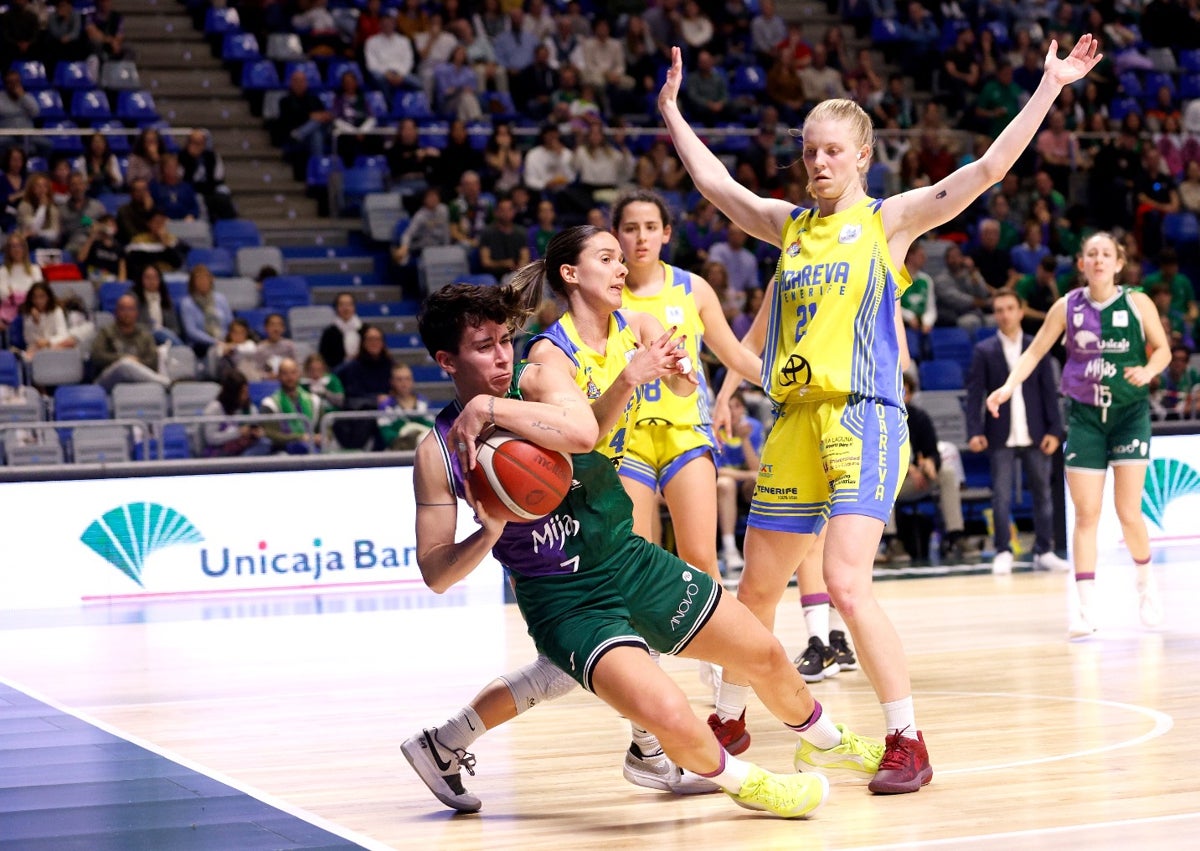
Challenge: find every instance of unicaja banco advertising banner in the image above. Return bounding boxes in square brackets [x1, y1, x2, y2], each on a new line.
[1071, 433, 1200, 557]
[0, 467, 501, 609]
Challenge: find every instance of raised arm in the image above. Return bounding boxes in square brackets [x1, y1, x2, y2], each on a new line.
[882, 35, 1102, 254]
[658, 46, 794, 247]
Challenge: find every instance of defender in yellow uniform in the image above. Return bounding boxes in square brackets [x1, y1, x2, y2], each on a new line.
[664, 34, 1102, 793]
[755, 197, 911, 533]
[620, 262, 715, 486]
[527, 308, 642, 468]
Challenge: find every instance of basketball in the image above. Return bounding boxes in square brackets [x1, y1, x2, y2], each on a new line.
[467, 431, 574, 523]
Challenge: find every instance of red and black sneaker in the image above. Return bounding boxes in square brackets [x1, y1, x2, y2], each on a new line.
[706, 710, 751, 755]
[868, 728, 933, 794]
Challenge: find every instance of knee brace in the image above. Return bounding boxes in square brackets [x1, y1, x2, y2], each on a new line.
[501, 654, 578, 714]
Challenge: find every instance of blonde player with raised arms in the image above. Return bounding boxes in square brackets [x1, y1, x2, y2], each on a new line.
[662, 36, 1102, 793]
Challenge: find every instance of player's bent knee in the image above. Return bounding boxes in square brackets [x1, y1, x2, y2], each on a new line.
[501, 655, 577, 715]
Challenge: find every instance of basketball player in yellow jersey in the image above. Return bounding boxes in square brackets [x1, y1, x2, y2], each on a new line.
[663, 36, 1102, 794]
[613, 189, 763, 585]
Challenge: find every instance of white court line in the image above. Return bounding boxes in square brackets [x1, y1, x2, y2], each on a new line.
[0, 673, 394, 851]
[848, 810, 1200, 850]
[920, 689, 1175, 775]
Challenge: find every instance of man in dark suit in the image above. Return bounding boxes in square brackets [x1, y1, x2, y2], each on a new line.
[966, 288, 1068, 575]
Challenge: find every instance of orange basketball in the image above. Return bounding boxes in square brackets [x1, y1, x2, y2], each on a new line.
[467, 431, 573, 523]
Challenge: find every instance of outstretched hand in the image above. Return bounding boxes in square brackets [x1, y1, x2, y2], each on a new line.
[986, 385, 1013, 418]
[657, 46, 684, 115]
[1043, 33, 1103, 88]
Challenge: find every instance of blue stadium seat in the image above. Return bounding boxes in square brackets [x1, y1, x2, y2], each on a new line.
[410, 364, 448, 382]
[929, 326, 973, 369]
[365, 90, 389, 120]
[248, 379, 280, 406]
[974, 326, 998, 344]
[730, 65, 766, 98]
[213, 219, 262, 251]
[1181, 73, 1200, 101]
[0, 350, 22, 387]
[1118, 71, 1144, 100]
[13, 60, 49, 90]
[32, 89, 66, 121]
[53, 61, 97, 90]
[918, 359, 965, 391]
[1142, 71, 1175, 105]
[352, 154, 388, 173]
[466, 119, 491, 151]
[1182, 48, 1200, 73]
[133, 422, 193, 460]
[54, 384, 110, 421]
[98, 280, 132, 312]
[261, 276, 312, 310]
[391, 90, 434, 120]
[185, 247, 235, 277]
[1108, 97, 1142, 122]
[235, 308, 272, 337]
[870, 18, 903, 44]
[241, 59, 282, 90]
[340, 166, 386, 215]
[94, 120, 131, 152]
[204, 6, 242, 37]
[1163, 212, 1200, 246]
[70, 90, 113, 121]
[222, 32, 261, 63]
[45, 121, 84, 155]
[418, 121, 449, 149]
[305, 155, 342, 190]
[326, 60, 364, 89]
[116, 91, 160, 124]
[483, 91, 519, 121]
[283, 61, 322, 91]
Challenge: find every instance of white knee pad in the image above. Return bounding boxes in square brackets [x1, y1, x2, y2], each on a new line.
[501, 655, 578, 715]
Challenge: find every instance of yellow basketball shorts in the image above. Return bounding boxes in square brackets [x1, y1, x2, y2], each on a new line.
[748, 394, 910, 534]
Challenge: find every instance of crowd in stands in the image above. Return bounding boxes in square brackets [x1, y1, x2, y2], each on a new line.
[4, 0, 1200, 479]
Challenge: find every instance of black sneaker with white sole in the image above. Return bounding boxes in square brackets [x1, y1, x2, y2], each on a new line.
[793, 635, 841, 683]
[828, 629, 858, 671]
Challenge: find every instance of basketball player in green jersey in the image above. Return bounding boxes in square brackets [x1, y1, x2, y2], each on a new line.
[988, 233, 1170, 638]
[402, 236, 883, 818]
[660, 35, 1103, 793]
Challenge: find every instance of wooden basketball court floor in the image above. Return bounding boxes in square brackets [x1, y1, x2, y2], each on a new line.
[2, 549, 1199, 850]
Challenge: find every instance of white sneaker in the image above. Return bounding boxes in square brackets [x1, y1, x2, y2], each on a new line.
[622, 745, 720, 795]
[402, 728, 482, 813]
[722, 548, 745, 572]
[1034, 551, 1071, 572]
[1068, 609, 1097, 640]
[992, 550, 1013, 575]
[1138, 575, 1164, 628]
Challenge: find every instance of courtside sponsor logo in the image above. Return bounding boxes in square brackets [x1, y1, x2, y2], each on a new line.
[671, 570, 701, 630]
[81, 502, 415, 587]
[1142, 459, 1200, 528]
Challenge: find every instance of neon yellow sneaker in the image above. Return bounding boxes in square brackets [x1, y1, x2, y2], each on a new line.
[794, 723, 884, 780]
[727, 766, 829, 818]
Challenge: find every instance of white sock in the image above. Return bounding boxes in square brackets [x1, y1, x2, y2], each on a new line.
[1076, 577, 1096, 613]
[830, 606, 846, 632]
[882, 696, 918, 740]
[630, 723, 661, 756]
[699, 750, 754, 794]
[802, 598, 831, 644]
[789, 700, 842, 749]
[437, 706, 486, 752]
[721, 533, 737, 552]
[715, 681, 750, 722]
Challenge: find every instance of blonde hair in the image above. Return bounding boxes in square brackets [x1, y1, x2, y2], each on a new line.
[799, 99, 875, 196]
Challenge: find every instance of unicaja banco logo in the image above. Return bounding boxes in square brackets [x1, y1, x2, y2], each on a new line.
[80, 502, 204, 587]
[1142, 459, 1200, 529]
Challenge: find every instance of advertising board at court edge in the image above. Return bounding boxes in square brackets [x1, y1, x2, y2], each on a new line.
[79, 499, 421, 594]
